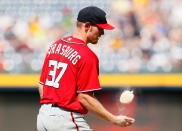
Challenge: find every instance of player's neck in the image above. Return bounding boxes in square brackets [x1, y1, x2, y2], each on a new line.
[73, 31, 88, 45]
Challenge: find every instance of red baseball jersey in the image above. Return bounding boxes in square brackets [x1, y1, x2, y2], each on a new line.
[39, 36, 101, 114]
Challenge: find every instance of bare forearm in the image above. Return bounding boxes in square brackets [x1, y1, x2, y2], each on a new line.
[78, 93, 115, 122]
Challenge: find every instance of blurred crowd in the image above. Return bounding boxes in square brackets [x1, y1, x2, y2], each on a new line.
[0, 0, 182, 73]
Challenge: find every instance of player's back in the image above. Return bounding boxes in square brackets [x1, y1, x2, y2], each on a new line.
[39, 36, 100, 114]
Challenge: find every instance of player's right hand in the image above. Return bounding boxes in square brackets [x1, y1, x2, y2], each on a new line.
[112, 115, 135, 127]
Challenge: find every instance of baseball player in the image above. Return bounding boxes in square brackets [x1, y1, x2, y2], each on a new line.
[37, 6, 135, 131]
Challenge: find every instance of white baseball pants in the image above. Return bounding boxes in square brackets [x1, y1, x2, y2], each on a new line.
[37, 104, 92, 131]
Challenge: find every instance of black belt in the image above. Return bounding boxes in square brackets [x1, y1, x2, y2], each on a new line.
[41, 103, 60, 107]
[51, 103, 59, 107]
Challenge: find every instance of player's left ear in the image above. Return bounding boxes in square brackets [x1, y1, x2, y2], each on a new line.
[84, 22, 91, 32]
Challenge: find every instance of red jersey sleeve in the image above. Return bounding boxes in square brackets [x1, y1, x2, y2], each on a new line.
[76, 56, 101, 93]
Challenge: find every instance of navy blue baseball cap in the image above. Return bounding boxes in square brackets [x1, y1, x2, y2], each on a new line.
[77, 6, 115, 30]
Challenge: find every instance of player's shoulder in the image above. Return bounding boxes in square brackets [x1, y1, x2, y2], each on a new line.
[77, 46, 99, 67]
[61, 36, 98, 60]
[81, 45, 98, 60]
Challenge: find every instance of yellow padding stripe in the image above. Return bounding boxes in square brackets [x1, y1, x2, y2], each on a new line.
[99, 74, 182, 87]
[0, 74, 182, 87]
[0, 74, 40, 87]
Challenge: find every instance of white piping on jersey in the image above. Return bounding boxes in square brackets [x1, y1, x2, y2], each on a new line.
[77, 88, 102, 93]
[61, 39, 85, 45]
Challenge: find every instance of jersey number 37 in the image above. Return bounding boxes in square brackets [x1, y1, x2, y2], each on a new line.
[45, 60, 68, 88]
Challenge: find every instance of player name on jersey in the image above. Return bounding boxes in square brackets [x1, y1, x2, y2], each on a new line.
[48, 43, 81, 65]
